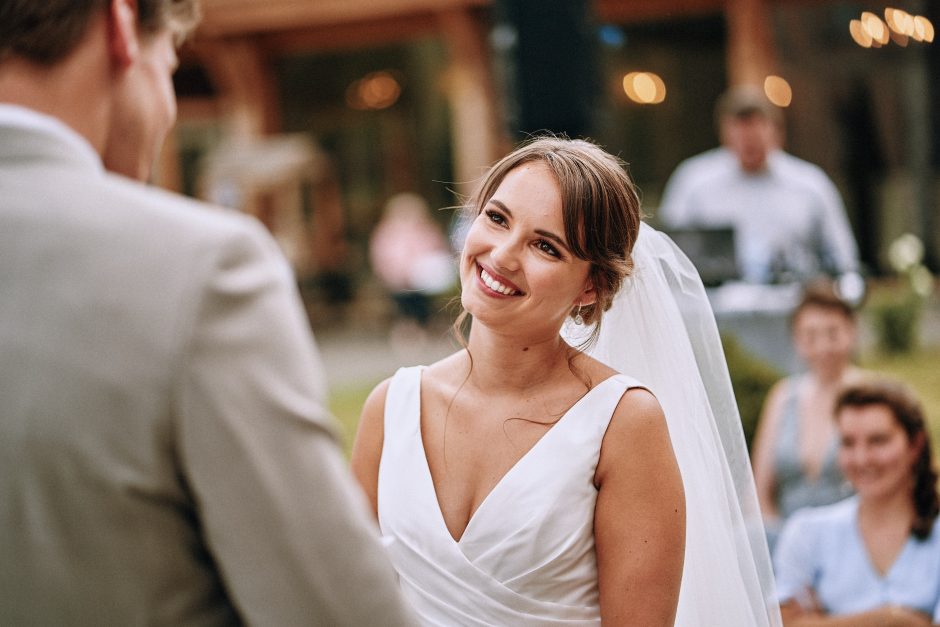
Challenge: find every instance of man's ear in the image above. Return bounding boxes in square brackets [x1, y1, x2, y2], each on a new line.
[108, 0, 139, 70]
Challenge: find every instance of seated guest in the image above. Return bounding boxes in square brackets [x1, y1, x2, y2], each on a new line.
[751, 284, 862, 549]
[774, 379, 940, 626]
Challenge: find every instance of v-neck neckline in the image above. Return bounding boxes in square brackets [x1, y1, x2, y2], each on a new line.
[794, 376, 839, 485]
[851, 499, 913, 581]
[416, 370, 620, 544]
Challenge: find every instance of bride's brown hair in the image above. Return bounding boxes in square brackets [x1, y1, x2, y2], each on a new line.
[454, 136, 642, 344]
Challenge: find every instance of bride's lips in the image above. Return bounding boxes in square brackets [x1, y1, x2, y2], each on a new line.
[476, 263, 523, 296]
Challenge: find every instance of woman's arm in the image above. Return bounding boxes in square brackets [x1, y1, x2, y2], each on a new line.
[349, 378, 392, 518]
[751, 378, 789, 523]
[594, 388, 685, 626]
[781, 599, 932, 627]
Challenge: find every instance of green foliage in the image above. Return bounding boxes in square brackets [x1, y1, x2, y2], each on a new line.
[861, 348, 940, 448]
[868, 290, 923, 354]
[329, 379, 382, 458]
[872, 233, 935, 354]
[721, 333, 783, 451]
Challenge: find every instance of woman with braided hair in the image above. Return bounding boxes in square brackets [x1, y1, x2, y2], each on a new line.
[774, 379, 940, 626]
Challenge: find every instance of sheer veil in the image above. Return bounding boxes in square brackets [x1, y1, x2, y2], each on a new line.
[564, 223, 782, 625]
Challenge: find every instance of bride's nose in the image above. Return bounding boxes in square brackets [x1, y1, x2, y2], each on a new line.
[490, 236, 521, 273]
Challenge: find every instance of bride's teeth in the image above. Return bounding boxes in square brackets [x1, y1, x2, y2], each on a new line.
[481, 268, 517, 295]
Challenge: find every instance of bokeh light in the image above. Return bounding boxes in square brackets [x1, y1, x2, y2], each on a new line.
[764, 75, 792, 107]
[861, 12, 890, 45]
[622, 72, 666, 104]
[890, 27, 910, 47]
[885, 8, 900, 32]
[850, 19, 873, 48]
[853, 9, 933, 48]
[914, 15, 935, 42]
[887, 8, 915, 36]
[345, 71, 401, 111]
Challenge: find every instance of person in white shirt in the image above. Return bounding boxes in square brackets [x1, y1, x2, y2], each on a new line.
[658, 85, 860, 285]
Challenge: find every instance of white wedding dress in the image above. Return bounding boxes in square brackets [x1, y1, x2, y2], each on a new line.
[378, 365, 643, 626]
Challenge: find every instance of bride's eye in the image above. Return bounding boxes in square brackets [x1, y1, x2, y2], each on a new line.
[536, 239, 561, 257]
[485, 210, 506, 225]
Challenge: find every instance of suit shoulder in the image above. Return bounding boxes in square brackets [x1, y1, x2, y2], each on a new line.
[104, 174, 262, 233]
[99, 174, 278, 256]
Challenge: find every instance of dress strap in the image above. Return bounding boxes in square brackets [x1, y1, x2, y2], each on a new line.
[383, 366, 423, 440]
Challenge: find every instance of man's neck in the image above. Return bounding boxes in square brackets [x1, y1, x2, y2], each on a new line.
[0, 28, 112, 157]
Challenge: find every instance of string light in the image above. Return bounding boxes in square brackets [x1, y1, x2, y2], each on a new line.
[345, 71, 402, 110]
[622, 72, 666, 105]
[764, 76, 792, 107]
[850, 19, 874, 47]
[861, 12, 890, 46]
[860, 8, 934, 48]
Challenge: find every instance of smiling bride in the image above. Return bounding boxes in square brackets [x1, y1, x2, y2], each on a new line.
[351, 136, 780, 626]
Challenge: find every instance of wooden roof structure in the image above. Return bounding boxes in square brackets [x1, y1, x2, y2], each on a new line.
[174, 0, 779, 195]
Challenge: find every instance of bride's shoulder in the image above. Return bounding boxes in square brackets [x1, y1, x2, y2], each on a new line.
[421, 350, 470, 394]
[569, 350, 620, 384]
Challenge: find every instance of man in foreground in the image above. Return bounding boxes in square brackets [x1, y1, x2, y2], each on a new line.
[0, 1, 414, 624]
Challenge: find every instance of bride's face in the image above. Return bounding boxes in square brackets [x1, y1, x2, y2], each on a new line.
[459, 162, 594, 336]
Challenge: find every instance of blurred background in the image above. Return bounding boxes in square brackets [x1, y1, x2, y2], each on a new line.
[154, 0, 939, 450]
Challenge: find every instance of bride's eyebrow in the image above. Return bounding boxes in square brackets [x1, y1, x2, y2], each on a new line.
[535, 228, 570, 252]
[488, 199, 512, 216]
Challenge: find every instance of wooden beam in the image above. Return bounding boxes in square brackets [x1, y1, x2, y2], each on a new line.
[257, 13, 438, 56]
[594, 0, 832, 25]
[198, 0, 489, 37]
[594, 0, 724, 24]
[200, 0, 837, 38]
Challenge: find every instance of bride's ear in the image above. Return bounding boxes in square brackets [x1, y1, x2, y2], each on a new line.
[577, 280, 596, 307]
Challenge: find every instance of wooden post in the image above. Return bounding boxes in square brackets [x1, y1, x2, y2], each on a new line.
[192, 38, 281, 140]
[724, 0, 777, 87]
[437, 8, 506, 197]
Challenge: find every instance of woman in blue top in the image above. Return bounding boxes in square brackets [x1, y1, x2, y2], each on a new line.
[774, 379, 940, 626]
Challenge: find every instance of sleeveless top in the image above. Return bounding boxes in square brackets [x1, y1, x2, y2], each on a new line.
[773, 376, 851, 520]
[378, 366, 642, 626]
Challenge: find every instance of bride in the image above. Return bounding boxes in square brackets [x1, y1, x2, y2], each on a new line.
[352, 136, 780, 625]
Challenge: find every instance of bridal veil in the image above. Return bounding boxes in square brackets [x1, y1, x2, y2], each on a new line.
[565, 223, 782, 626]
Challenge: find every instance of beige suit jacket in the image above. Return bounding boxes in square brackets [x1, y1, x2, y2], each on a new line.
[0, 121, 414, 626]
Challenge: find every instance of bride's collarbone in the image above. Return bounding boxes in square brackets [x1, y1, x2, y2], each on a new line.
[426, 382, 579, 423]
[420, 376, 598, 536]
